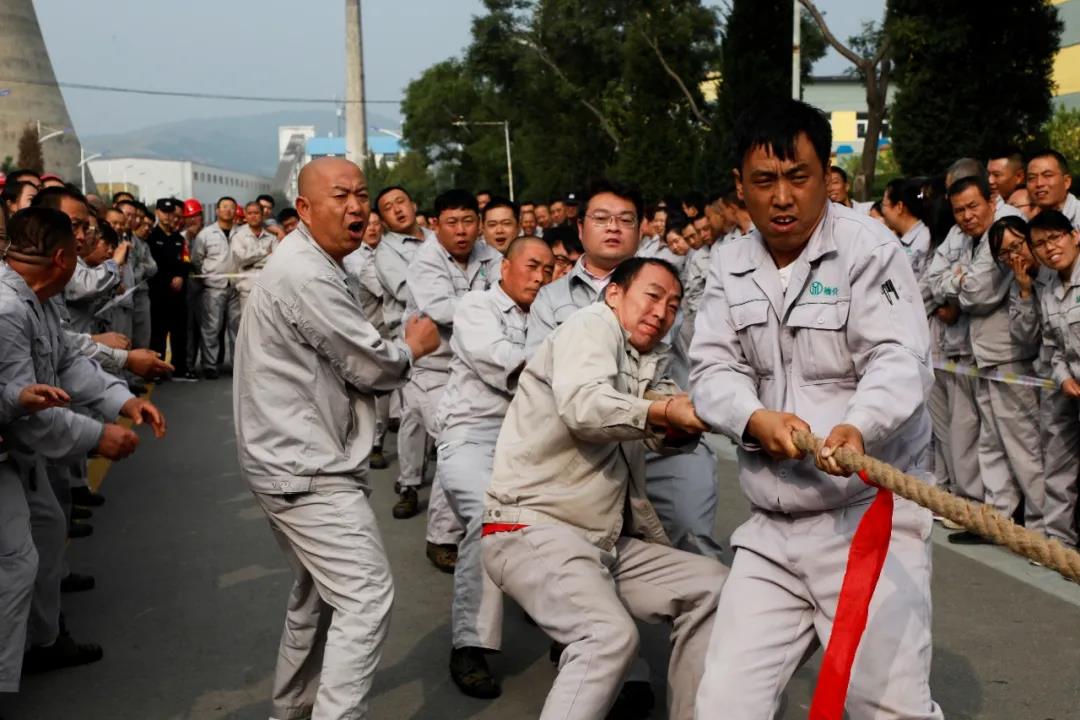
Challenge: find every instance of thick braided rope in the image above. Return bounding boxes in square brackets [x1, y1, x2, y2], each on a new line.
[792, 431, 1080, 583]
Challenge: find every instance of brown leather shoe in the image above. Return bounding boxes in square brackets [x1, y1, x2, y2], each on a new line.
[392, 487, 419, 519]
[426, 542, 457, 574]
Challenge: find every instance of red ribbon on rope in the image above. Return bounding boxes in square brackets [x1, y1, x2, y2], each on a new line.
[808, 469, 894, 720]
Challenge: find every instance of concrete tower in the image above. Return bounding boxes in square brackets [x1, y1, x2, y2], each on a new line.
[344, 0, 367, 167]
[0, 0, 90, 187]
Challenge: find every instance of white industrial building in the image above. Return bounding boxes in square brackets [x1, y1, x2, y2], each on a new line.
[87, 157, 274, 220]
[274, 127, 403, 203]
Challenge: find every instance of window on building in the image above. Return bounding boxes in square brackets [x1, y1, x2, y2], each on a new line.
[856, 112, 891, 140]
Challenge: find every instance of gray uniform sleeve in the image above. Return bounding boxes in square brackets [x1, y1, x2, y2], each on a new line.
[407, 249, 459, 327]
[687, 262, 766, 449]
[923, 231, 962, 306]
[841, 241, 933, 444]
[1044, 294, 1072, 388]
[549, 310, 654, 444]
[133, 238, 157, 283]
[1009, 288, 1041, 349]
[290, 274, 414, 394]
[64, 330, 129, 374]
[0, 313, 105, 458]
[525, 286, 558, 360]
[451, 294, 524, 393]
[64, 261, 119, 303]
[375, 244, 409, 305]
[957, 239, 1009, 315]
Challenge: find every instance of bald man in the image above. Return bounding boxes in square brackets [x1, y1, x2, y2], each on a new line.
[436, 237, 555, 698]
[234, 157, 440, 720]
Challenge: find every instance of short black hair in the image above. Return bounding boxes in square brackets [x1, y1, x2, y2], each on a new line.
[115, 198, 137, 210]
[829, 165, 849, 184]
[98, 219, 119, 248]
[374, 185, 411, 214]
[434, 188, 479, 217]
[682, 191, 706, 217]
[1028, 148, 1071, 176]
[482, 195, 519, 222]
[1028, 209, 1075, 235]
[30, 185, 88, 211]
[111, 191, 135, 205]
[476, 189, 493, 199]
[947, 175, 992, 202]
[987, 215, 1028, 260]
[665, 211, 694, 236]
[581, 178, 644, 222]
[256, 193, 275, 206]
[544, 224, 583, 255]
[7, 169, 39, 185]
[277, 207, 299, 224]
[608, 256, 683, 296]
[217, 196, 237, 208]
[988, 146, 1025, 166]
[733, 98, 832, 174]
[3, 206, 74, 258]
[2, 180, 34, 209]
[884, 178, 927, 222]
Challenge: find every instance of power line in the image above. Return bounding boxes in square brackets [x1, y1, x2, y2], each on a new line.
[0, 77, 402, 105]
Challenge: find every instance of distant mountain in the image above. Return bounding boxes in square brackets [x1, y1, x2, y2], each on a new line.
[83, 109, 400, 177]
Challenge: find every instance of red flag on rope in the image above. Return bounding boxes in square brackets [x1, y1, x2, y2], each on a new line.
[808, 469, 894, 720]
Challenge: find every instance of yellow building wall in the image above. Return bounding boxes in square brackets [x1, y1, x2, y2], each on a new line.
[830, 111, 859, 146]
[1054, 43, 1080, 97]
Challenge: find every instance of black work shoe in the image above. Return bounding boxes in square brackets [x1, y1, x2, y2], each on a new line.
[71, 486, 105, 507]
[388, 417, 401, 433]
[369, 448, 388, 470]
[61, 572, 96, 593]
[23, 633, 103, 674]
[606, 680, 655, 720]
[174, 370, 199, 383]
[426, 542, 457, 574]
[449, 646, 501, 699]
[71, 506, 93, 521]
[947, 530, 991, 546]
[203, 367, 220, 380]
[67, 522, 93, 539]
[392, 487, 419, 519]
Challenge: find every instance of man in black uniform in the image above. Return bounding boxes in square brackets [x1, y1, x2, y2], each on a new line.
[147, 198, 196, 381]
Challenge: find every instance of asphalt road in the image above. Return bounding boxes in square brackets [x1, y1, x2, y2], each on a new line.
[2, 376, 1079, 719]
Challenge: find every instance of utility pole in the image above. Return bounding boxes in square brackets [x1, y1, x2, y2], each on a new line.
[791, 0, 801, 100]
[344, 0, 367, 167]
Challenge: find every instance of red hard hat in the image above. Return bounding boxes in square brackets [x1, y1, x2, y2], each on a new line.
[182, 198, 203, 218]
[235, 204, 246, 221]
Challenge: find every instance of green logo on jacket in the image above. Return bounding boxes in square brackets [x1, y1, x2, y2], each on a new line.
[809, 281, 839, 297]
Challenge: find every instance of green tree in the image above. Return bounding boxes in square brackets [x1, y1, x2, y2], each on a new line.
[887, 0, 1063, 176]
[16, 125, 43, 174]
[1045, 104, 1080, 175]
[712, 0, 793, 175]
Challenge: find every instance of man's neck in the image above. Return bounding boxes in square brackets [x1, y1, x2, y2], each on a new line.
[582, 256, 616, 277]
[498, 280, 528, 311]
[6, 262, 54, 302]
[218, 220, 233, 232]
[895, 215, 919, 237]
[249, 225, 263, 235]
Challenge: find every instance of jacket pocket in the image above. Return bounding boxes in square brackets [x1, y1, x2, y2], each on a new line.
[729, 300, 772, 376]
[787, 301, 855, 384]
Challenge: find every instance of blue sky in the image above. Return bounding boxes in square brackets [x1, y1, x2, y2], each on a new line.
[33, 0, 885, 136]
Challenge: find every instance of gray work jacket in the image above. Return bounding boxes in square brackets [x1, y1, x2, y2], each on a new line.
[374, 228, 434, 336]
[689, 202, 933, 515]
[404, 237, 502, 373]
[898, 221, 931, 279]
[1038, 258, 1080, 388]
[437, 284, 527, 443]
[484, 302, 687, 550]
[0, 264, 131, 463]
[233, 223, 414, 494]
[63, 258, 120, 334]
[344, 243, 387, 335]
[230, 225, 275, 296]
[194, 223, 235, 290]
[525, 259, 606, 358]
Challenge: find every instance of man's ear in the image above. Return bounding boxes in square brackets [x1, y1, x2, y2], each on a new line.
[296, 196, 312, 227]
[733, 168, 744, 202]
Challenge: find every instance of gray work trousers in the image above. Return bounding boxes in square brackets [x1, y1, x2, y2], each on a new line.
[483, 524, 726, 720]
[198, 286, 230, 372]
[254, 482, 393, 720]
[374, 395, 390, 451]
[0, 460, 38, 691]
[944, 369, 982, 502]
[645, 445, 722, 559]
[695, 499, 943, 720]
[438, 438, 502, 650]
[975, 362, 1045, 531]
[927, 372, 953, 489]
[25, 461, 64, 648]
[1040, 390, 1080, 546]
[133, 290, 152, 349]
[397, 368, 464, 546]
